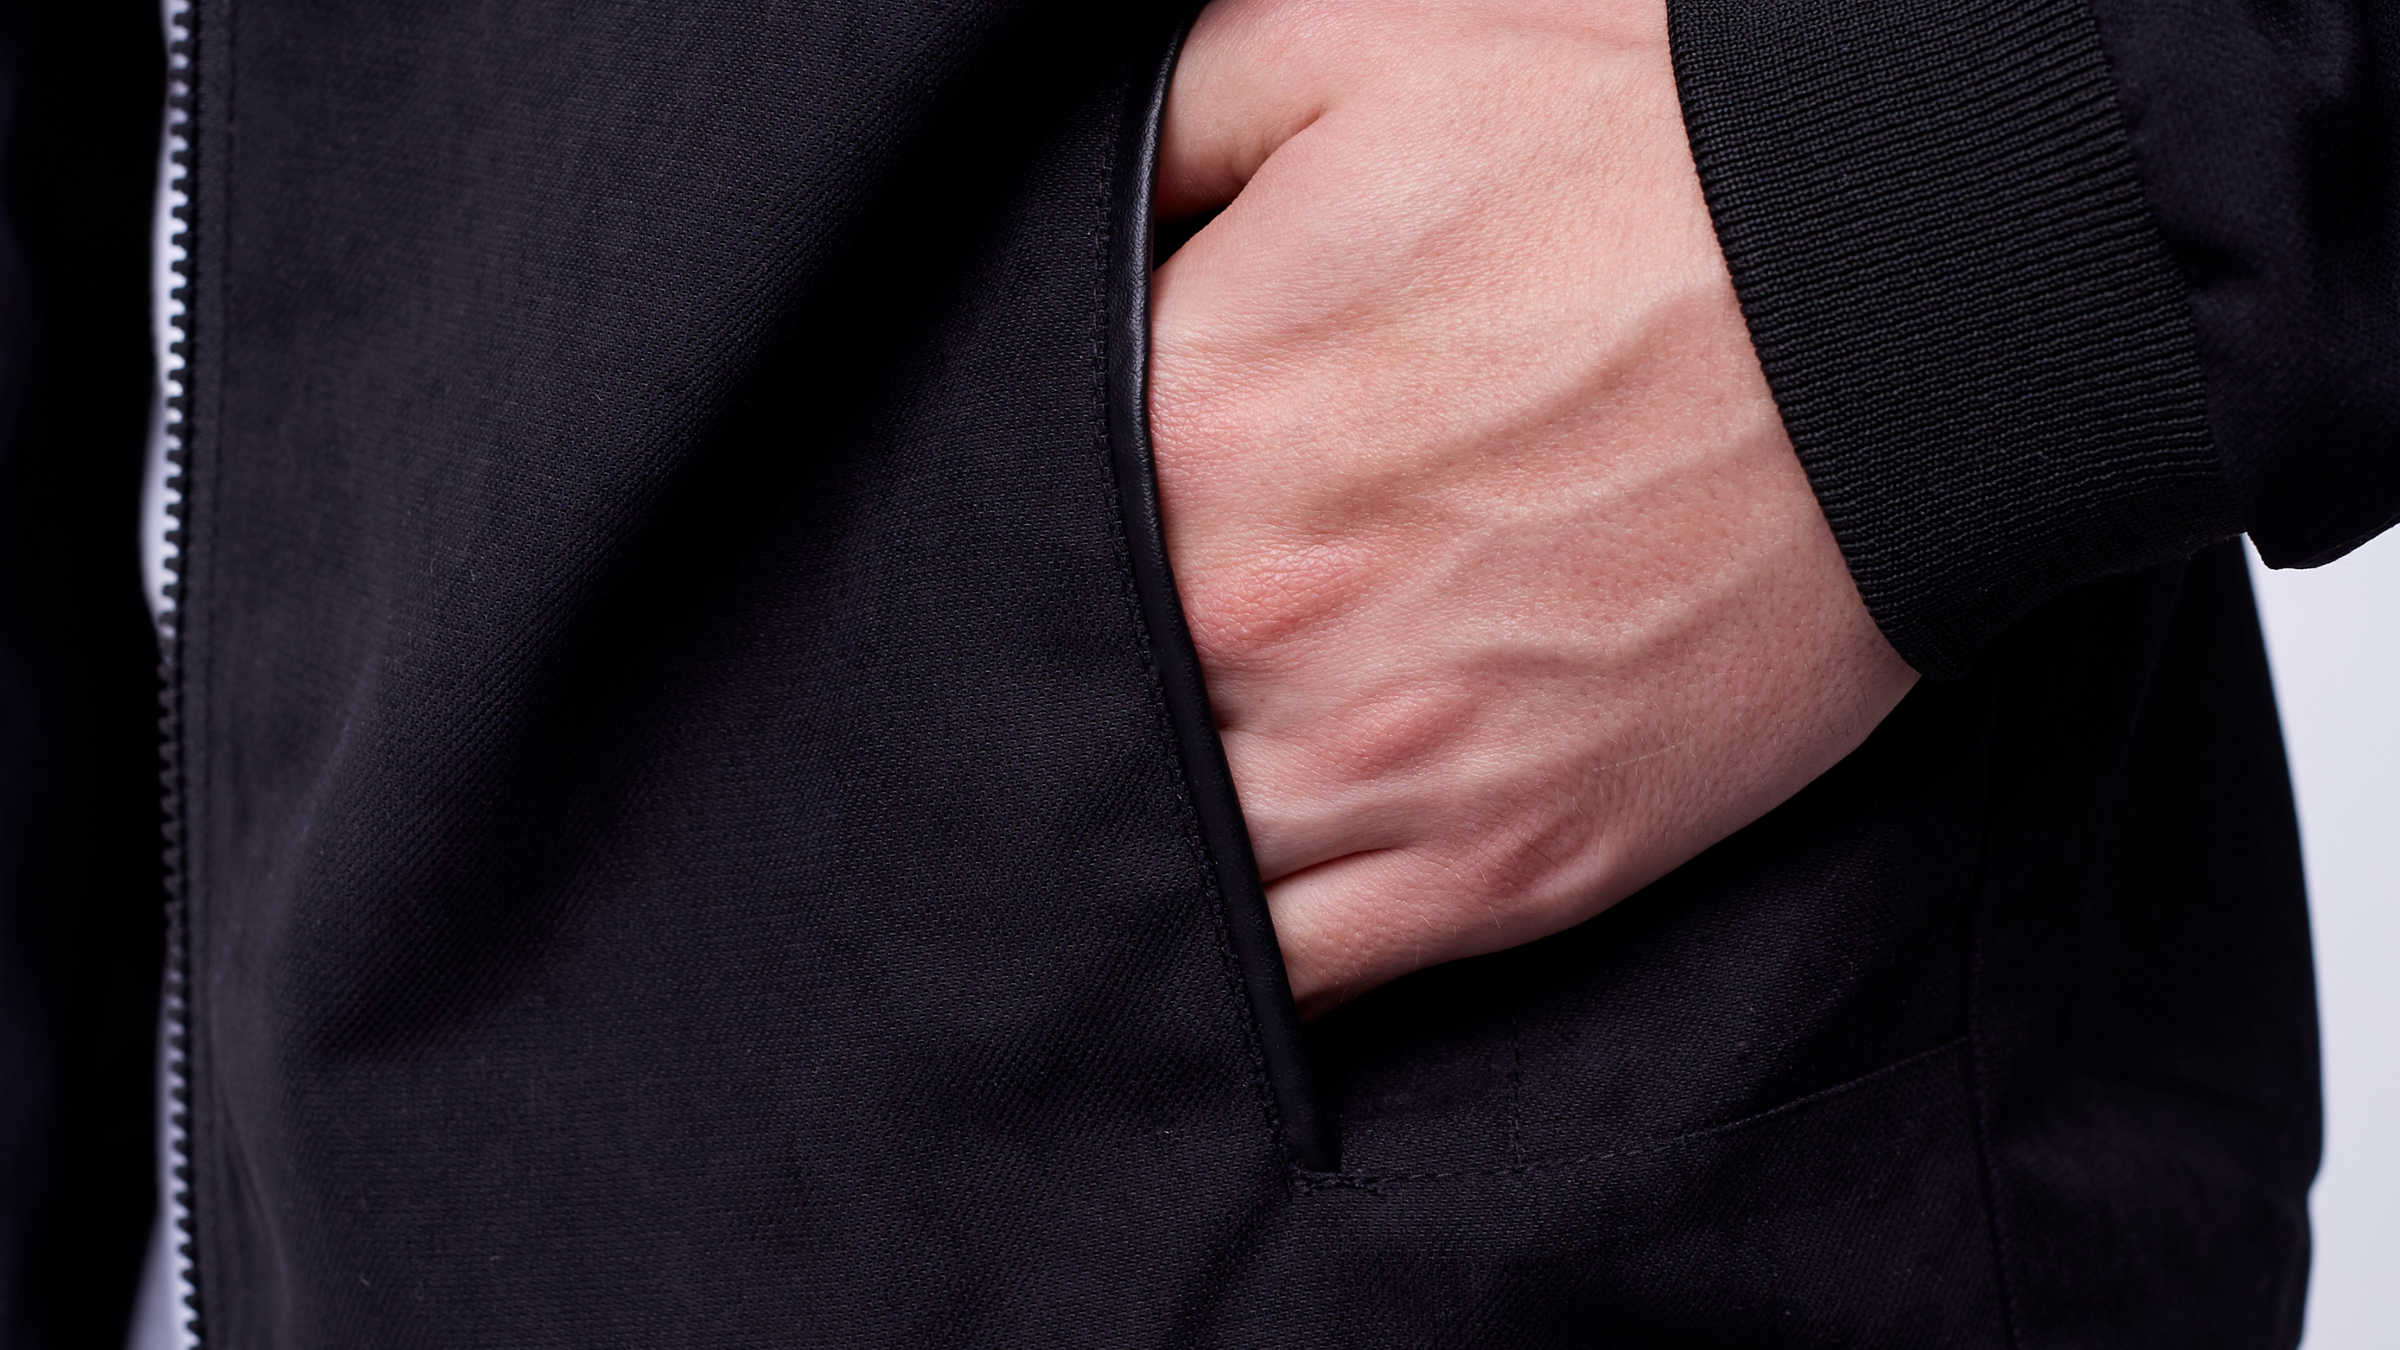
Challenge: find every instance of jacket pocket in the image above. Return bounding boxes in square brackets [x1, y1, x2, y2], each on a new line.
[1102, 15, 1334, 1171]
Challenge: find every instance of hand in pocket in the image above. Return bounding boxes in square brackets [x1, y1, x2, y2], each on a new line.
[1148, 0, 1919, 1018]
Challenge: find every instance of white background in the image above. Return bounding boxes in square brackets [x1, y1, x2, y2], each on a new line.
[2254, 531, 2400, 1349]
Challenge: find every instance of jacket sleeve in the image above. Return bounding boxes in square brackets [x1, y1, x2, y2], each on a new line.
[1665, 0, 2398, 680]
[2089, 0, 2400, 572]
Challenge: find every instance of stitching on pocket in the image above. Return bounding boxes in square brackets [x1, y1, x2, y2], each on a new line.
[1296, 1034, 1969, 1193]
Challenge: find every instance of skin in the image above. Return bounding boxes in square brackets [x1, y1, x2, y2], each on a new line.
[1147, 0, 1920, 1019]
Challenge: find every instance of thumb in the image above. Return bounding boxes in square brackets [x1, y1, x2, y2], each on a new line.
[1156, 1, 1350, 222]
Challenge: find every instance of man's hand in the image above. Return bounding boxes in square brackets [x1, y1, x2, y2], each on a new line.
[1149, 0, 1919, 1019]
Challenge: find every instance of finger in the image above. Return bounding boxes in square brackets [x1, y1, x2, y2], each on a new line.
[1157, 0, 1350, 220]
[1263, 846, 1551, 1021]
[1265, 797, 1694, 1020]
[1216, 670, 1489, 882]
[1221, 730, 1417, 882]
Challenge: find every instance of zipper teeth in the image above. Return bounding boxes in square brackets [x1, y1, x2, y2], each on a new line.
[155, 0, 201, 1342]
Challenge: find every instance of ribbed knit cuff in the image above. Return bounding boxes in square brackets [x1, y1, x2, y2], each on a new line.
[1667, 0, 2240, 680]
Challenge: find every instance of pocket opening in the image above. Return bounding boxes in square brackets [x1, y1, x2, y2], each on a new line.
[1102, 15, 1334, 1172]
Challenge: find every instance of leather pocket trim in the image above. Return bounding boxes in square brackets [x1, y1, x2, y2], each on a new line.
[1104, 16, 1334, 1171]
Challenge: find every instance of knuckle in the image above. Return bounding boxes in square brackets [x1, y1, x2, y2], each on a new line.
[1441, 811, 1588, 911]
[1177, 538, 1369, 667]
[1321, 680, 1477, 784]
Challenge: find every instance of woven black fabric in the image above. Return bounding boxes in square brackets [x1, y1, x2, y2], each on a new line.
[1970, 544, 2317, 1349]
[133, 2, 2324, 1344]
[1667, 0, 2244, 680]
[2085, 0, 2400, 569]
[0, 1, 165, 1345]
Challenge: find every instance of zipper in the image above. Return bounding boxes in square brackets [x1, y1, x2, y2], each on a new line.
[151, 0, 202, 1340]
